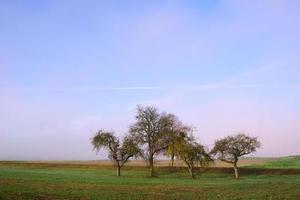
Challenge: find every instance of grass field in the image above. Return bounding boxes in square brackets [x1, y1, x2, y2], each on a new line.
[248, 156, 300, 169]
[0, 157, 299, 200]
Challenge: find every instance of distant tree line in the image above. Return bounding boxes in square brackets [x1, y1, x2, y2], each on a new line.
[91, 105, 261, 179]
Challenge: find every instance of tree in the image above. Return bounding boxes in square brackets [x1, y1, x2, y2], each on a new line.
[174, 134, 212, 179]
[129, 105, 173, 177]
[211, 133, 261, 179]
[91, 130, 140, 176]
[162, 114, 192, 169]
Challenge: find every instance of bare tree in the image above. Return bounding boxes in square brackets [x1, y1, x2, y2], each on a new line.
[211, 133, 261, 179]
[91, 130, 140, 176]
[129, 105, 173, 177]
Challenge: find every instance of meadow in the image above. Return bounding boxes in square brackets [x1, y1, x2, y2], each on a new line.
[0, 157, 299, 200]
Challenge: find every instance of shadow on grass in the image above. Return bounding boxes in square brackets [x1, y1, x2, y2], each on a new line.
[1, 161, 299, 176]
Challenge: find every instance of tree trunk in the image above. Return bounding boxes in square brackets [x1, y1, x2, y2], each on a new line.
[188, 167, 195, 179]
[149, 156, 154, 177]
[171, 153, 174, 170]
[116, 164, 121, 177]
[233, 163, 239, 179]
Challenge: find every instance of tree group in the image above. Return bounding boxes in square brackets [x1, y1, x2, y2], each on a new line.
[91, 105, 261, 179]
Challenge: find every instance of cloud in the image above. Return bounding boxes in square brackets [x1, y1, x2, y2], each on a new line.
[1, 82, 299, 92]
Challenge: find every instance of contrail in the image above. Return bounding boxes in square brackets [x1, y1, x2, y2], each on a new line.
[1, 84, 299, 92]
[0, 84, 219, 91]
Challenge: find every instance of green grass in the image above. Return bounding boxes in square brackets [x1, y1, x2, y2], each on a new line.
[0, 162, 300, 199]
[248, 156, 300, 169]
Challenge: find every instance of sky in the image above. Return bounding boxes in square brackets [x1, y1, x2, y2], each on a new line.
[0, 0, 300, 160]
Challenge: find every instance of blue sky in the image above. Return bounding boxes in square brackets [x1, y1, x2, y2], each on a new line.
[1, 0, 300, 160]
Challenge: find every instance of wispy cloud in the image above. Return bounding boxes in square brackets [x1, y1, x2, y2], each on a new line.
[0, 85, 213, 91]
[1, 83, 299, 92]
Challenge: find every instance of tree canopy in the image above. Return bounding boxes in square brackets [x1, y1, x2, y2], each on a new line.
[173, 132, 212, 178]
[129, 105, 176, 177]
[91, 130, 140, 176]
[211, 133, 261, 178]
